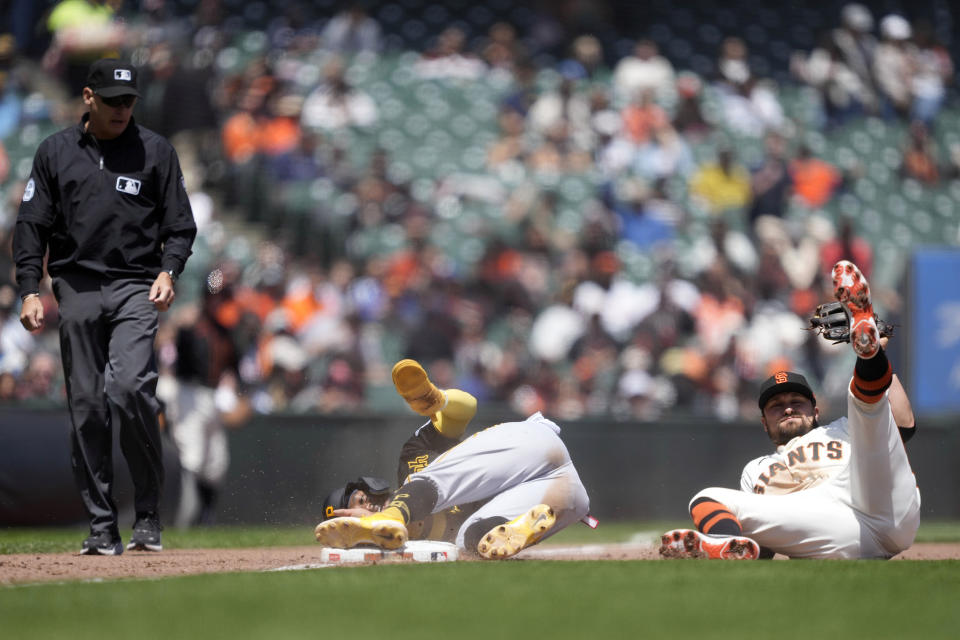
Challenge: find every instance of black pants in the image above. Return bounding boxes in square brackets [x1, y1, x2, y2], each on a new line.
[53, 272, 163, 536]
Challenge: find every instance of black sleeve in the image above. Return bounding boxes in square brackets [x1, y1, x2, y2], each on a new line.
[160, 228, 197, 275]
[158, 144, 196, 275]
[13, 220, 50, 296]
[397, 421, 460, 486]
[899, 424, 917, 443]
[13, 145, 57, 296]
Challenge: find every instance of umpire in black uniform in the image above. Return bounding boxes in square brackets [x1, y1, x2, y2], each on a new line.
[13, 58, 197, 555]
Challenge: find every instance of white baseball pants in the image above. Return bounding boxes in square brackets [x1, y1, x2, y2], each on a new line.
[693, 388, 921, 558]
[408, 412, 590, 549]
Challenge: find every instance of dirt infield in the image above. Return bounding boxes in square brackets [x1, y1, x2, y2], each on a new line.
[2, 542, 959, 585]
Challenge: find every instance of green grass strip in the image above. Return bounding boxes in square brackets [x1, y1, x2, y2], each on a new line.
[2, 561, 959, 639]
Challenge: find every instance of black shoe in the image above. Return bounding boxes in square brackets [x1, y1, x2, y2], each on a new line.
[81, 531, 124, 556]
[127, 513, 163, 551]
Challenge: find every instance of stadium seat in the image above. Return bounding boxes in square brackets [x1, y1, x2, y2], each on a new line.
[911, 210, 934, 238]
[886, 193, 908, 220]
[867, 161, 892, 186]
[378, 126, 408, 152]
[935, 193, 956, 219]
[901, 179, 924, 204]
[858, 207, 882, 236]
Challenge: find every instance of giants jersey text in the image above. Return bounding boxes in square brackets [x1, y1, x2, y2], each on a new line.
[741, 417, 850, 495]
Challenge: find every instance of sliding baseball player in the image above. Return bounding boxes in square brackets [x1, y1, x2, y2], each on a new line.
[316, 359, 591, 559]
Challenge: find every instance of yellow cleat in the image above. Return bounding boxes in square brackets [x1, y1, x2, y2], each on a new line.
[314, 513, 408, 550]
[392, 359, 446, 416]
[477, 504, 556, 560]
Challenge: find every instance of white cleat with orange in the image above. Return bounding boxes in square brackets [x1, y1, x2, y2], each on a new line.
[832, 260, 879, 359]
[659, 529, 759, 560]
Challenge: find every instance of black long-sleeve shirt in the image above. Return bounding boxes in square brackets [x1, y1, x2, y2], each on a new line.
[397, 420, 461, 486]
[13, 114, 196, 296]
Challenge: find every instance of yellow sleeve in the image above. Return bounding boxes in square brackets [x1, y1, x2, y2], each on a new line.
[431, 389, 477, 439]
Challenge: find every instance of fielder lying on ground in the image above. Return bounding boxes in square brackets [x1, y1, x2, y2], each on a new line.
[660, 260, 920, 559]
[315, 359, 591, 559]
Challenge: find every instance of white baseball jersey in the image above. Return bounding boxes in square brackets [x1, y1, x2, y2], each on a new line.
[693, 386, 921, 558]
[407, 412, 590, 550]
[740, 418, 850, 495]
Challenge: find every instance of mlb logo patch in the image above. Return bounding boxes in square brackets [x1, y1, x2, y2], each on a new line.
[114, 69, 133, 82]
[22, 178, 35, 201]
[116, 176, 141, 195]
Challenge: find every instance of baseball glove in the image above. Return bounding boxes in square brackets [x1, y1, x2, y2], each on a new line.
[808, 301, 896, 344]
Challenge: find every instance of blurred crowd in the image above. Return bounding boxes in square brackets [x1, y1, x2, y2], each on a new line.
[0, 1, 956, 423]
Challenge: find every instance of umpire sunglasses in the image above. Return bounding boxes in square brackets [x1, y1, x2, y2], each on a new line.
[99, 94, 137, 108]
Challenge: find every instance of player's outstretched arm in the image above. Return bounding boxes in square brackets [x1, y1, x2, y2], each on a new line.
[879, 336, 915, 435]
[888, 373, 915, 432]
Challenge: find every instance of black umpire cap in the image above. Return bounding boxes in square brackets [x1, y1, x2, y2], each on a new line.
[321, 476, 392, 520]
[86, 58, 141, 98]
[758, 371, 816, 410]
